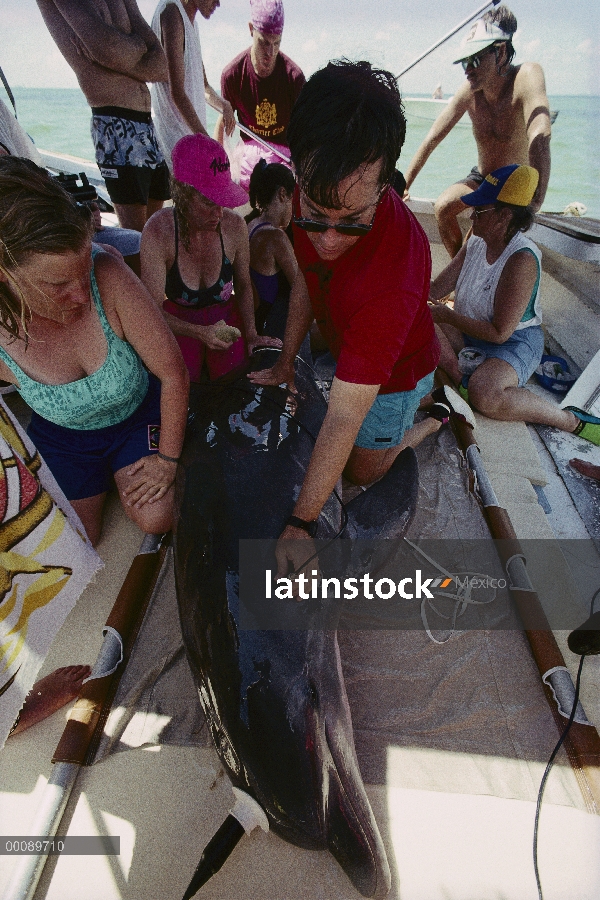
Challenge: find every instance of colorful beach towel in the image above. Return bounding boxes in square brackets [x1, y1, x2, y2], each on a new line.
[0, 400, 102, 748]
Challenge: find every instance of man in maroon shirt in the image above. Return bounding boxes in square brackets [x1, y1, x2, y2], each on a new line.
[249, 60, 473, 571]
[215, 0, 304, 188]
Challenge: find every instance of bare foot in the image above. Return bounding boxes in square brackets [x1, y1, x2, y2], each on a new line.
[569, 458, 600, 482]
[10, 665, 91, 736]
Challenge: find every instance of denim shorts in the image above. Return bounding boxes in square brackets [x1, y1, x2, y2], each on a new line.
[355, 371, 435, 450]
[27, 375, 162, 501]
[463, 325, 544, 388]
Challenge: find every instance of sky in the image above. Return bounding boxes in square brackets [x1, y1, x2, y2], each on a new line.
[2, 0, 599, 97]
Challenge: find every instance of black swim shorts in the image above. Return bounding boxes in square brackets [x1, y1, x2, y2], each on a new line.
[458, 166, 485, 187]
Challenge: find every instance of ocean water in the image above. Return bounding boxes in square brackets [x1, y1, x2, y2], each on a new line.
[9, 87, 600, 218]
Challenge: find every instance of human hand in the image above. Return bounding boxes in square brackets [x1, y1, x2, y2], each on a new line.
[222, 101, 236, 137]
[429, 302, 451, 323]
[247, 359, 296, 392]
[199, 322, 236, 351]
[247, 334, 283, 355]
[123, 454, 176, 508]
[403, 188, 411, 200]
[275, 526, 320, 598]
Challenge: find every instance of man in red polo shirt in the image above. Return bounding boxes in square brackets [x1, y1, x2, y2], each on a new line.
[215, 0, 304, 188]
[249, 60, 473, 569]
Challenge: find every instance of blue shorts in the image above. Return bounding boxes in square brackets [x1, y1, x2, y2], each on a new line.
[28, 375, 162, 501]
[463, 325, 544, 388]
[355, 371, 435, 450]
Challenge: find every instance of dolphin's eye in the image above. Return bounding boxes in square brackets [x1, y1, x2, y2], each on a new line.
[308, 681, 319, 708]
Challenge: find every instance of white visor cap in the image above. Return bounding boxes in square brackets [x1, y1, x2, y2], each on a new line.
[453, 18, 512, 63]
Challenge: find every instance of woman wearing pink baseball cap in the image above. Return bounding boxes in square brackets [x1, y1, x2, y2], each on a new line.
[141, 133, 281, 381]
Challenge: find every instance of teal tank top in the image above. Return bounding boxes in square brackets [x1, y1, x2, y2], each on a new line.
[0, 249, 149, 430]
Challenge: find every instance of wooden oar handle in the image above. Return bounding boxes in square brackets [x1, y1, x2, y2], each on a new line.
[52, 678, 111, 766]
[52, 536, 169, 765]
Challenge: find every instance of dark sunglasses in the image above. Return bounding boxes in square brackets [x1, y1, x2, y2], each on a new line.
[292, 216, 375, 236]
[472, 206, 496, 218]
[461, 45, 497, 72]
[293, 189, 386, 237]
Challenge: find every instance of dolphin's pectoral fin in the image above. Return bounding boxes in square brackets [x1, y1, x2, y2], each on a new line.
[343, 447, 418, 540]
[323, 729, 391, 899]
[325, 775, 388, 899]
[322, 661, 392, 900]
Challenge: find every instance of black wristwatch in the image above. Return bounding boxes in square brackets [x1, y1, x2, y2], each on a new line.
[286, 515, 318, 538]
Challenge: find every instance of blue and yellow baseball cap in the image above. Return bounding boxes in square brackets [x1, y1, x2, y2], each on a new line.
[461, 165, 539, 207]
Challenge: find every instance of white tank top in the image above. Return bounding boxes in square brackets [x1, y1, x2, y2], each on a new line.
[151, 0, 207, 169]
[454, 231, 542, 330]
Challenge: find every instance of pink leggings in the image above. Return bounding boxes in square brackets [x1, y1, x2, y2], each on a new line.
[163, 297, 247, 382]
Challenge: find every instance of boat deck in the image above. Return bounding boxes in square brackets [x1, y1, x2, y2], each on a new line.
[1, 196, 600, 900]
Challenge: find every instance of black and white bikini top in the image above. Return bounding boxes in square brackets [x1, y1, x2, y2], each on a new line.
[165, 212, 234, 309]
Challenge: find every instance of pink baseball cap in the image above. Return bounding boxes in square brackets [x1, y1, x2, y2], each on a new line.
[172, 134, 249, 208]
[250, 0, 284, 35]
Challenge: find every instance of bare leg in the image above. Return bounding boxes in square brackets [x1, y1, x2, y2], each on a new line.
[113, 203, 148, 232]
[569, 459, 600, 481]
[434, 323, 463, 384]
[10, 666, 91, 736]
[114, 464, 174, 534]
[468, 358, 580, 430]
[434, 180, 478, 258]
[439, 321, 465, 354]
[70, 493, 107, 547]
[344, 418, 441, 486]
[146, 198, 165, 221]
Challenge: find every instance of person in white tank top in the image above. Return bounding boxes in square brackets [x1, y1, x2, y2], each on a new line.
[429, 165, 600, 447]
[151, 0, 235, 169]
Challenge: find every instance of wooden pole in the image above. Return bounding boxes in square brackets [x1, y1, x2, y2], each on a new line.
[450, 412, 600, 813]
[4, 532, 170, 900]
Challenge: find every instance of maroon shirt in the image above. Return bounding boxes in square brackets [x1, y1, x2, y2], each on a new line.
[293, 188, 440, 394]
[221, 49, 305, 144]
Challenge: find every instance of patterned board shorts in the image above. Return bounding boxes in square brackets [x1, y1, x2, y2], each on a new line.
[91, 106, 170, 205]
[91, 106, 165, 168]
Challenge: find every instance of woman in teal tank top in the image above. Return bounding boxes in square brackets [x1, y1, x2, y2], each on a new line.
[0, 158, 189, 545]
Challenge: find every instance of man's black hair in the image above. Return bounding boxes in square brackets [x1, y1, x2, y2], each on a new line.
[288, 59, 406, 208]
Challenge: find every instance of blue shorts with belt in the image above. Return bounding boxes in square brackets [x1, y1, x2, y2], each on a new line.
[463, 325, 544, 388]
[28, 374, 162, 501]
[355, 371, 435, 450]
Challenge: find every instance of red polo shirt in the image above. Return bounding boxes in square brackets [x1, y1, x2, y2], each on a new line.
[293, 188, 439, 394]
[221, 50, 305, 145]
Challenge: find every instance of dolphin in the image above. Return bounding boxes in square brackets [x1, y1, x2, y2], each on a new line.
[174, 350, 418, 899]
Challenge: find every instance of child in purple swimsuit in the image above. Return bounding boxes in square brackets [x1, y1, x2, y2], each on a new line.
[141, 134, 281, 382]
[246, 160, 297, 333]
